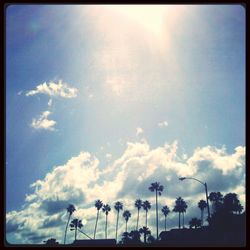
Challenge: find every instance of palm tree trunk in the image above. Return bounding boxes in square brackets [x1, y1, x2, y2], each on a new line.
[201, 210, 204, 226]
[156, 190, 159, 240]
[115, 211, 119, 242]
[75, 227, 77, 241]
[145, 211, 148, 228]
[178, 212, 180, 229]
[93, 210, 99, 239]
[105, 214, 108, 239]
[126, 221, 128, 232]
[64, 214, 71, 244]
[136, 209, 139, 230]
[182, 212, 184, 228]
[165, 216, 166, 231]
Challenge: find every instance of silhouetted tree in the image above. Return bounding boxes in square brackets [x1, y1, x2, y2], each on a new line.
[139, 226, 151, 244]
[120, 232, 130, 245]
[135, 199, 142, 230]
[189, 217, 201, 229]
[123, 210, 131, 232]
[114, 201, 123, 242]
[173, 197, 185, 229]
[198, 200, 207, 226]
[70, 218, 83, 241]
[142, 200, 151, 227]
[102, 204, 111, 239]
[64, 204, 76, 244]
[147, 235, 156, 244]
[129, 230, 141, 244]
[161, 205, 170, 231]
[208, 192, 223, 213]
[223, 193, 241, 214]
[44, 238, 59, 245]
[93, 199, 103, 239]
[181, 199, 188, 228]
[149, 182, 164, 239]
[236, 203, 244, 214]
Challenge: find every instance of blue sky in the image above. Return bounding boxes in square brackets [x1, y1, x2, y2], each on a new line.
[6, 4, 245, 244]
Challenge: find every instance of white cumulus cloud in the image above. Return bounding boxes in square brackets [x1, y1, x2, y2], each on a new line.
[26, 80, 78, 98]
[31, 111, 56, 131]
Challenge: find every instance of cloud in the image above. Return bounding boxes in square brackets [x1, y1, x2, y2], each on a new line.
[158, 120, 168, 128]
[31, 111, 56, 131]
[6, 141, 245, 244]
[136, 127, 144, 136]
[26, 80, 78, 98]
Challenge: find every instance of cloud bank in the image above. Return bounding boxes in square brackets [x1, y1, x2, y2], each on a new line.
[6, 140, 245, 244]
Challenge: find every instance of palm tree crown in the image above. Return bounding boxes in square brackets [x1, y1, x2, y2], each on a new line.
[67, 204, 76, 215]
[142, 200, 151, 212]
[161, 205, 170, 216]
[148, 182, 164, 195]
[95, 199, 103, 210]
[70, 218, 83, 241]
[102, 204, 111, 214]
[115, 201, 123, 212]
[123, 210, 131, 232]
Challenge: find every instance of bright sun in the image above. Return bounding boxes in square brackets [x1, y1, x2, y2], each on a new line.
[107, 5, 174, 36]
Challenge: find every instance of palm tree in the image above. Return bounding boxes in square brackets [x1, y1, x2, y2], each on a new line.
[208, 192, 223, 213]
[189, 217, 201, 229]
[70, 218, 83, 241]
[93, 200, 103, 239]
[114, 201, 123, 242]
[123, 210, 131, 232]
[139, 227, 151, 244]
[142, 200, 151, 227]
[161, 205, 170, 231]
[135, 199, 142, 230]
[198, 200, 207, 226]
[64, 204, 76, 244]
[148, 182, 164, 239]
[102, 204, 111, 239]
[173, 197, 185, 229]
[181, 199, 187, 228]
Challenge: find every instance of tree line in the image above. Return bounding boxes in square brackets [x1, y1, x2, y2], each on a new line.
[44, 182, 244, 245]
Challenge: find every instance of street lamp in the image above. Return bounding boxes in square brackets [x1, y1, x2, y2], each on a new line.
[179, 177, 211, 220]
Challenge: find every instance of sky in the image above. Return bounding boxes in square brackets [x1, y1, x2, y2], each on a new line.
[6, 4, 245, 244]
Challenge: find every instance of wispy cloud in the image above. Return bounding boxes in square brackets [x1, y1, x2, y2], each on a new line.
[31, 111, 56, 131]
[158, 120, 168, 128]
[26, 80, 78, 98]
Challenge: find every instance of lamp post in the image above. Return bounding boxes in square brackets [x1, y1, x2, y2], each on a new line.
[179, 177, 211, 220]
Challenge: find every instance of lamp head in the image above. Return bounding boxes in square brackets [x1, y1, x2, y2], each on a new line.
[179, 177, 186, 181]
